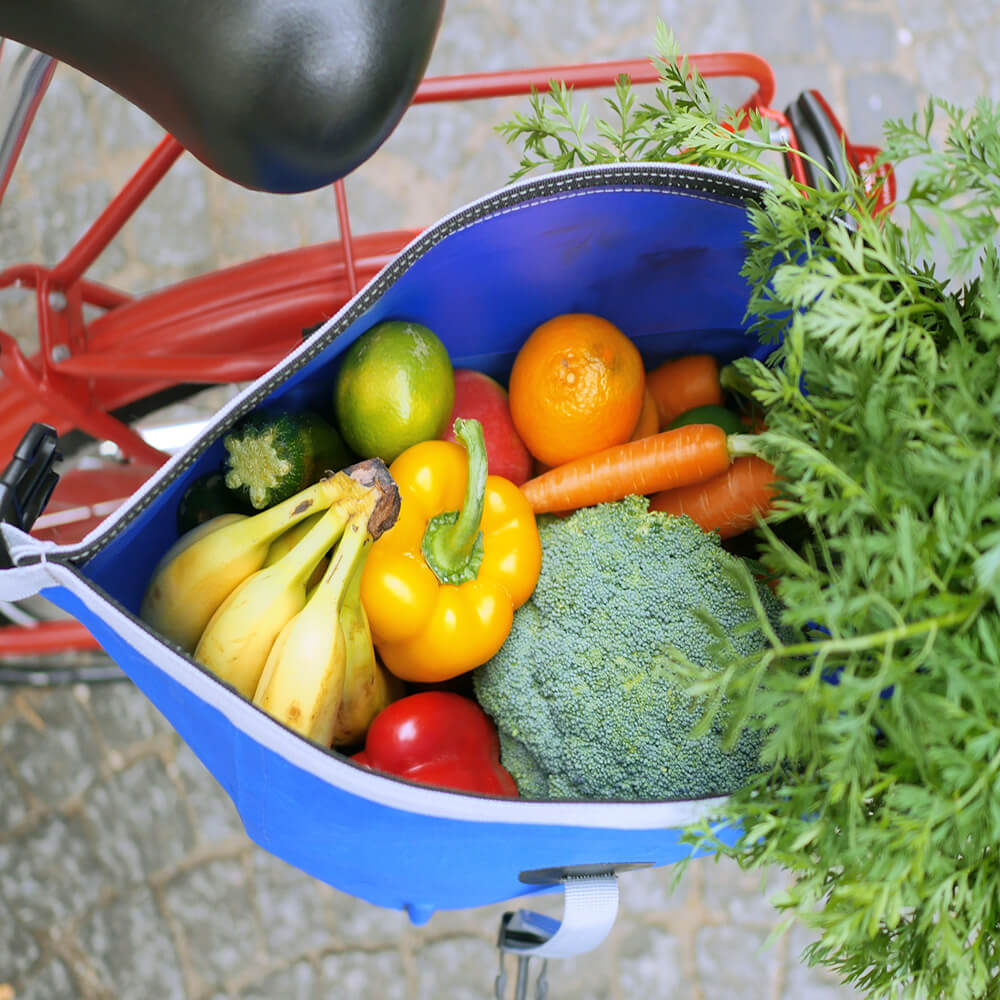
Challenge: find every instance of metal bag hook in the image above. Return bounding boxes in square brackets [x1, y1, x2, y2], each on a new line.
[495, 911, 551, 1000]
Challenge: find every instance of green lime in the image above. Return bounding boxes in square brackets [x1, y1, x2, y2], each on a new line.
[668, 403, 744, 435]
[333, 320, 455, 463]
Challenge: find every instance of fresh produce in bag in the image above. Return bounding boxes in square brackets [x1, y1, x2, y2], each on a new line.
[361, 418, 541, 683]
[253, 483, 399, 746]
[140, 471, 372, 652]
[474, 494, 790, 800]
[442, 369, 533, 485]
[222, 410, 351, 509]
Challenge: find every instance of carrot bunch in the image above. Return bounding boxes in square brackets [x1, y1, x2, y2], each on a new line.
[518, 352, 778, 538]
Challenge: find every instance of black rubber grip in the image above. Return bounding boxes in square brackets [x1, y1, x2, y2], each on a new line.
[783, 90, 853, 190]
[0, 423, 61, 568]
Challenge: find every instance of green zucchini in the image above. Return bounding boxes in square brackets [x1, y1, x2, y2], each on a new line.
[176, 471, 248, 533]
[223, 410, 352, 510]
[668, 403, 744, 435]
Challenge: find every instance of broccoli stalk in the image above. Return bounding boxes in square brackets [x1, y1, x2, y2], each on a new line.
[472, 494, 792, 801]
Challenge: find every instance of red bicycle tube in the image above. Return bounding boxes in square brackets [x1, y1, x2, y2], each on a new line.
[47, 135, 184, 289]
[0, 620, 100, 654]
[413, 51, 775, 112]
[758, 106, 810, 187]
[333, 178, 358, 298]
[0, 263, 132, 309]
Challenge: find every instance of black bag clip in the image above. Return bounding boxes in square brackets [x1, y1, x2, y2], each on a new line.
[0, 423, 61, 569]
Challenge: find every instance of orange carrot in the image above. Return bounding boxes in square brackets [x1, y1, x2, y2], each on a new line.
[629, 385, 660, 440]
[646, 355, 724, 428]
[520, 424, 757, 514]
[649, 455, 777, 538]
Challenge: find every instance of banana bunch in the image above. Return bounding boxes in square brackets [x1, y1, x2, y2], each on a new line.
[140, 458, 403, 746]
[330, 566, 405, 746]
[254, 487, 401, 745]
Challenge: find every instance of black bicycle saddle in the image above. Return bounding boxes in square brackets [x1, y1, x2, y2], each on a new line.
[0, 0, 444, 193]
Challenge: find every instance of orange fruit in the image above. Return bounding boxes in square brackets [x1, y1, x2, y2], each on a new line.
[333, 320, 454, 463]
[508, 313, 644, 466]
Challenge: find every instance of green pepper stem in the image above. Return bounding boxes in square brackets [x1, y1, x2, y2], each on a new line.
[422, 418, 488, 586]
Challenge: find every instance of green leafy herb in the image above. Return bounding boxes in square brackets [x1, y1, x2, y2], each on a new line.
[498, 25, 1000, 1000]
[496, 22, 768, 181]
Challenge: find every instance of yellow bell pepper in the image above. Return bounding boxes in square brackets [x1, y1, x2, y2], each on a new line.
[360, 418, 541, 683]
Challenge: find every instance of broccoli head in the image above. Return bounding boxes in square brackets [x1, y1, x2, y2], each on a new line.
[472, 494, 789, 801]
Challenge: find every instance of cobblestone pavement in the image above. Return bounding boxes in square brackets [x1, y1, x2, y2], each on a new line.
[2, 1, 998, 997]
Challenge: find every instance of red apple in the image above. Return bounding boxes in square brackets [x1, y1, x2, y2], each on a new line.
[442, 370, 533, 485]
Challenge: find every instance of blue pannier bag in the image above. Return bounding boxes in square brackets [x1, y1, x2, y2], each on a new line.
[0, 162, 774, 942]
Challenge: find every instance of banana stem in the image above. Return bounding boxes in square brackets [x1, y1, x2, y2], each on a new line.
[314, 505, 375, 612]
[276, 498, 358, 587]
[239, 471, 361, 549]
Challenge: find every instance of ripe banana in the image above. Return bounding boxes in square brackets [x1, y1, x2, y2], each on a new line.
[263, 512, 324, 566]
[147, 512, 246, 582]
[370, 657, 406, 719]
[193, 494, 360, 698]
[253, 494, 377, 744]
[140, 472, 363, 652]
[332, 568, 403, 747]
[264, 512, 327, 589]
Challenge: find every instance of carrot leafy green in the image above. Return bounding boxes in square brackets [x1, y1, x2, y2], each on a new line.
[499, 25, 1000, 1000]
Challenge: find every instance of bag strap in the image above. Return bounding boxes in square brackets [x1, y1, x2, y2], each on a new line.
[0, 523, 57, 600]
[495, 865, 649, 998]
[501, 875, 620, 960]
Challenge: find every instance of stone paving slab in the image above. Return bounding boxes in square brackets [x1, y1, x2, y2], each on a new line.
[1, 684, 853, 999]
[3, 0, 998, 996]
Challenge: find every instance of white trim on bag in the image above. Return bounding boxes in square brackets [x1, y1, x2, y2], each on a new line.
[0, 523, 62, 600]
[41, 557, 732, 833]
